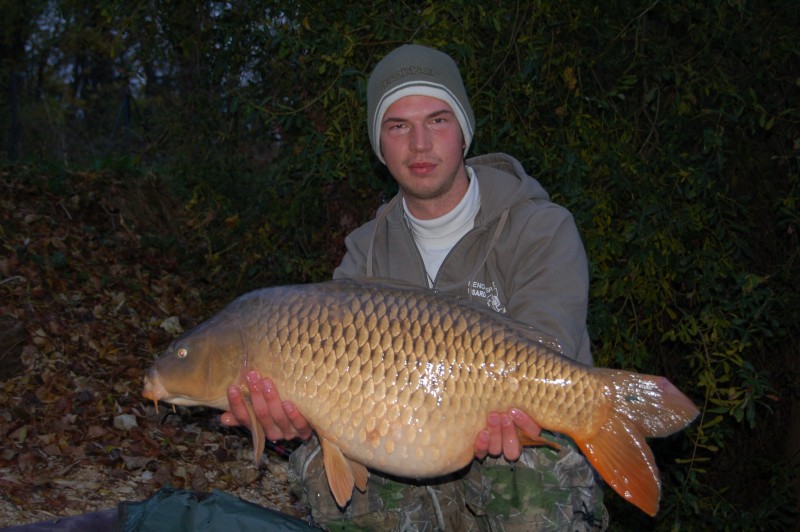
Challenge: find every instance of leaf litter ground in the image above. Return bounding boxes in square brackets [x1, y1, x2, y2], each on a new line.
[0, 168, 306, 527]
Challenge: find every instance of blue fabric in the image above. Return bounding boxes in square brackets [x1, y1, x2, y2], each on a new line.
[4, 488, 317, 532]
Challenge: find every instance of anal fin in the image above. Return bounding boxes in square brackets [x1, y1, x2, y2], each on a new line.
[516, 430, 562, 451]
[351, 460, 369, 492]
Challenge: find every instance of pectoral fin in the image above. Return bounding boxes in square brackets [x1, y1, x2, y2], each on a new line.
[243, 399, 266, 465]
[320, 437, 368, 507]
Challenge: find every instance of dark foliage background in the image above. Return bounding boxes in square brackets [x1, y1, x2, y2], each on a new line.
[2, 0, 798, 529]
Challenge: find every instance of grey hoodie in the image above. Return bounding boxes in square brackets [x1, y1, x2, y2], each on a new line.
[334, 152, 592, 365]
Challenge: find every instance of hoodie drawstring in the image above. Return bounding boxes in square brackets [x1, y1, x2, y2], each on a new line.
[466, 207, 509, 290]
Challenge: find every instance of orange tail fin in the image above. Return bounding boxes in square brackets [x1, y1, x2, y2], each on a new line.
[576, 370, 699, 516]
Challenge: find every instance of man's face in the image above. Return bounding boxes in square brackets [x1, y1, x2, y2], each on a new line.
[380, 95, 468, 219]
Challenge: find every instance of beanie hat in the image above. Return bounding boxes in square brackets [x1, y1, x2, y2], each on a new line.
[367, 44, 475, 163]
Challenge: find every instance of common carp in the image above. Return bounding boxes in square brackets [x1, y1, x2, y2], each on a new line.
[142, 279, 698, 516]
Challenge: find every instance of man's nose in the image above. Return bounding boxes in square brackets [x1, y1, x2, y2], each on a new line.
[409, 126, 432, 151]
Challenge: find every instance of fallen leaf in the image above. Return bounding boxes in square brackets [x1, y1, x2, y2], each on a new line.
[159, 316, 183, 335]
[114, 414, 138, 431]
[9, 426, 28, 443]
[86, 426, 108, 439]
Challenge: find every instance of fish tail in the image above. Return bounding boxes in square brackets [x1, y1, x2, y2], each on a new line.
[575, 369, 699, 516]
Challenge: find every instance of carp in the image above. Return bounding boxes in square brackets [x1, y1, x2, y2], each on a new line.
[142, 279, 698, 516]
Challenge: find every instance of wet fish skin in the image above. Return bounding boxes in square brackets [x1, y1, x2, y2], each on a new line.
[142, 279, 699, 516]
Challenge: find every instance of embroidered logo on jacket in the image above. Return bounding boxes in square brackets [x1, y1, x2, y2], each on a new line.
[468, 281, 507, 314]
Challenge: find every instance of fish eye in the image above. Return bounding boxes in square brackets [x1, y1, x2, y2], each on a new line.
[177, 347, 188, 358]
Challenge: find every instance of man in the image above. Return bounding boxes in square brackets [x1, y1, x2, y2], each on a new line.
[223, 44, 608, 530]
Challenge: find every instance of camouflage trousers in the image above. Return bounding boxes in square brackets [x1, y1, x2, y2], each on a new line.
[287, 434, 608, 531]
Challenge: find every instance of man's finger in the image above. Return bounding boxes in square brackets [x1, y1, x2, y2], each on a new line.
[221, 384, 249, 428]
[487, 411, 503, 457]
[254, 375, 294, 441]
[510, 408, 542, 439]
[245, 370, 276, 434]
[283, 401, 313, 440]
[474, 429, 490, 460]
[500, 413, 521, 462]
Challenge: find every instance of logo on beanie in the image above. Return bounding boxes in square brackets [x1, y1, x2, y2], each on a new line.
[382, 66, 438, 90]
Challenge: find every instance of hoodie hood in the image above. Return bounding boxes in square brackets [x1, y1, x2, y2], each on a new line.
[466, 153, 550, 226]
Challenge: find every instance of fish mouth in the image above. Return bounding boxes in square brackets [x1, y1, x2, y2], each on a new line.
[142, 368, 170, 412]
[142, 368, 230, 411]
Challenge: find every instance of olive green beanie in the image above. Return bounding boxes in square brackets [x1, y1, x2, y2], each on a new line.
[367, 44, 475, 163]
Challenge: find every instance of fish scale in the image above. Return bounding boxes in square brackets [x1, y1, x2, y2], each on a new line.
[143, 278, 698, 516]
[268, 284, 509, 466]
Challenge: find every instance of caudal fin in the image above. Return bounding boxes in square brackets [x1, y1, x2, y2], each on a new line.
[576, 369, 699, 516]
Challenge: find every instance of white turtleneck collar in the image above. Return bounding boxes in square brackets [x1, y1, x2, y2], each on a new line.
[403, 166, 480, 285]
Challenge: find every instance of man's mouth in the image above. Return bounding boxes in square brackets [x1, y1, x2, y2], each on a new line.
[409, 162, 436, 174]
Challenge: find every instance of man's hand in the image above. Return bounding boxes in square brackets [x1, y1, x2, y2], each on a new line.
[474, 409, 541, 462]
[220, 370, 313, 442]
